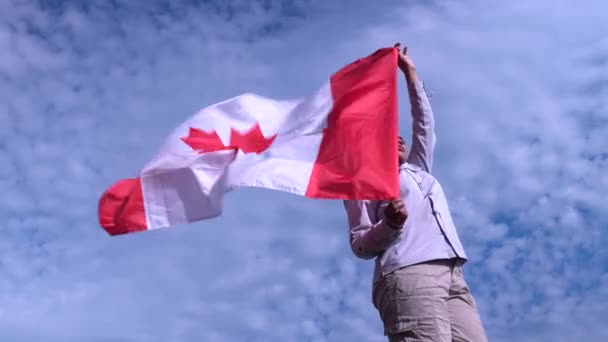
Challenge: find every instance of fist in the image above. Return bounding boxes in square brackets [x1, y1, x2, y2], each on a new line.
[394, 43, 415, 72]
[384, 199, 408, 229]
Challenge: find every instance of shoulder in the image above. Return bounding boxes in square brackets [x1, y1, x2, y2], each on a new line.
[401, 162, 424, 174]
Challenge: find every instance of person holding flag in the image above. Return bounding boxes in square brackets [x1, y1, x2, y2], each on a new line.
[97, 41, 486, 341]
[343, 44, 488, 342]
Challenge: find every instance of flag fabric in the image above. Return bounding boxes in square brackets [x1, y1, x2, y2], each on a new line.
[99, 47, 399, 235]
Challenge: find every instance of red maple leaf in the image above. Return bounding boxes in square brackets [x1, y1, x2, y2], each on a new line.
[181, 122, 276, 154]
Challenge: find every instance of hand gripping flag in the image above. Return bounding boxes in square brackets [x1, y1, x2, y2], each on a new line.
[98, 47, 399, 235]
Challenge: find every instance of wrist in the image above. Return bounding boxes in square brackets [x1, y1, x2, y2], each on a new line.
[403, 66, 417, 79]
[400, 64, 415, 73]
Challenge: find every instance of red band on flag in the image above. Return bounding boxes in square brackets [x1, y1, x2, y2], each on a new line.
[306, 47, 399, 200]
[98, 178, 147, 235]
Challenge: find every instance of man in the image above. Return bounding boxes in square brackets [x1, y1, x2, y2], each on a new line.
[343, 44, 488, 342]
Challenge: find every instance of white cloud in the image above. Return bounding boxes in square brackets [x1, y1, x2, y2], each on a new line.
[1, 0, 606, 341]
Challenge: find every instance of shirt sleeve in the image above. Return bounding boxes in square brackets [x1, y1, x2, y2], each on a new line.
[343, 200, 401, 259]
[406, 80, 436, 173]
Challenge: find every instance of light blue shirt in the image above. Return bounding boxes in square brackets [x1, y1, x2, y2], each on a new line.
[343, 80, 467, 283]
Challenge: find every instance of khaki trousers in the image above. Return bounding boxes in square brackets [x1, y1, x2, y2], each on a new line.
[372, 259, 487, 342]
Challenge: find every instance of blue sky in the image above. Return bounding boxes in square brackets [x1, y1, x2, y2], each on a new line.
[1, 0, 607, 341]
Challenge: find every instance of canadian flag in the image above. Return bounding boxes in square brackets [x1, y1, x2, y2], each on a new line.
[99, 47, 399, 235]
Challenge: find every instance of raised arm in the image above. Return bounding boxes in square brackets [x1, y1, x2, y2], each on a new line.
[343, 199, 407, 259]
[396, 44, 436, 173]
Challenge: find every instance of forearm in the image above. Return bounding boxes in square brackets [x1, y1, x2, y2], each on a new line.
[344, 200, 401, 259]
[403, 65, 427, 109]
[351, 220, 401, 259]
[403, 65, 436, 171]
[403, 64, 420, 86]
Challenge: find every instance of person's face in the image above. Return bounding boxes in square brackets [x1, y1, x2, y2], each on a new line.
[398, 136, 407, 165]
